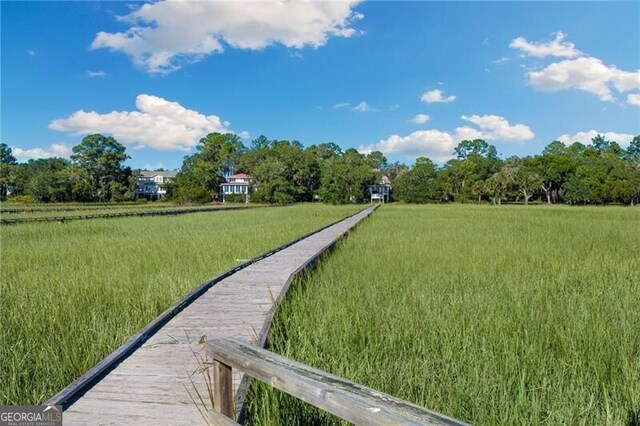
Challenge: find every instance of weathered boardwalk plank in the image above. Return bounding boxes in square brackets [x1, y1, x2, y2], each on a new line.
[59, 206, 375, 425]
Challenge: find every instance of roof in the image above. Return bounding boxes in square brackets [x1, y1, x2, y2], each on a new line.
[139, 170, 177, 178]
[227, 173, 251, 179]
[380, 175, 391, 185]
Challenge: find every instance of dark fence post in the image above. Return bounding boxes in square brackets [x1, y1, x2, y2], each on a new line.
[213, 359, 234, 419]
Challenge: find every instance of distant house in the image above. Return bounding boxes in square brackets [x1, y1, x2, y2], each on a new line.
[134, 171, 177, 200]
[370, 175, 392, 203]
[220, 173, 254, 203]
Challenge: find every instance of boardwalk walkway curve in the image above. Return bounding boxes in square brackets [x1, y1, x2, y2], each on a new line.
[47, 205, 377, 425]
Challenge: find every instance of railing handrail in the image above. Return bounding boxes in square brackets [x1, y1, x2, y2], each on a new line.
[206, 338, 468, 425]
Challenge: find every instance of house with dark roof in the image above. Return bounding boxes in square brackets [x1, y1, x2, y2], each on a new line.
[220, 173, 255, 203]
[134, 171, 177, 200]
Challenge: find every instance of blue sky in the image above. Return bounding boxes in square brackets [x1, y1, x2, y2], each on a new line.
[2, 1, 639, 170]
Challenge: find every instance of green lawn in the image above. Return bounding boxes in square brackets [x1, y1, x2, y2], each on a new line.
[0, 204, 361, 405]
[246, 204, 640, 425]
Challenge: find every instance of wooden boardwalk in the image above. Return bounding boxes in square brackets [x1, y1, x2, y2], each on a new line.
[57, 206, 376, 425]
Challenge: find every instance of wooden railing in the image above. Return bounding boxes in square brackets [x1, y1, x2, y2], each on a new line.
[206, 338, 468, 425]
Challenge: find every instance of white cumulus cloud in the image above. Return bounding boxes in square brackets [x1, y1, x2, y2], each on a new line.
[360, 130, 457, 162]
[11, 143, 73, 161]
[509, 31, 582, 58]
[510, 32, 640, 103]
[628, 93, 640, 106]
[360, 114, 534, 161]
[557, 130, 635, 147]
[421, 89, 456, 104]
[452, 126, 484, 142]
[409, 114, 430, 124]
[527, 57, 640, 102]
[49, 94, 237, 151]
[91, 1, 363, 74]
[460, 114, 535, 141]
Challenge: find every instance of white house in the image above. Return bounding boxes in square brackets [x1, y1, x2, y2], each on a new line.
[134, 171, 177, 200]
[370, 175, 392, 203]
[220, 173, 254, 202]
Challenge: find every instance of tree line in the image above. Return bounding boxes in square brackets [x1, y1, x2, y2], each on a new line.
[167, 133, 385, 204]
[0, 134, 135, 202]
[1, 132, 639, 205]
[394, 136, 640, 205]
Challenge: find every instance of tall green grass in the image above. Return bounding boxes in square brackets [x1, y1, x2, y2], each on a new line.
[0, 204, 361, 405]
[1, 203, 245, 219]
[245, 204, 640, 425]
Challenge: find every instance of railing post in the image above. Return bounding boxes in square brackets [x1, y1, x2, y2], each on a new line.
[213, 359, 234, 419]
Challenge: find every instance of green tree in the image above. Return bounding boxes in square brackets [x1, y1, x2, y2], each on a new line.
[0, 143, 18, 197]
[304, 143, 342, 200]
[66, 165, 93, 201]
[27, 158, 72, 202]
[485, 171, 509, 205]
[534, 143, 575, 204]
[440, 159, 474, 202]
[441, 140, 502, 202]
[454, 139, 498, 160]
[124, 169, 141, 201]
[626, 135, 640, 205]
[590, 134, 623, 156]
[7, 158, 72, 201]
[565, 142, 587, 158]
[564, 153, 601, 204]
[70, 134, 130, 201]
[565, 151, 638, 205]
[626, 135, 640, 162]
[171, 133, 245, 203]
[628, 163, 640, 205]
[1, 143, 17, 165]
[366, 151, 388, 170]
[384, 161, 409, 181]
[394, 157, 442, 203]
[319, 149, 376, 204]
[237, 135, 270, 173]
[251, 140, 320, 204]
[305, 142, 342, 162]
[502, 157, 542, 204]
[542, 140, 566, 156]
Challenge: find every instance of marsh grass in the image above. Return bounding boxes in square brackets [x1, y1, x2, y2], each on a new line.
[183, 334, 217, 424]
[245, 204, 640, 425]
[0, 204, 361, 405]
[0, 203, 244, 219]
